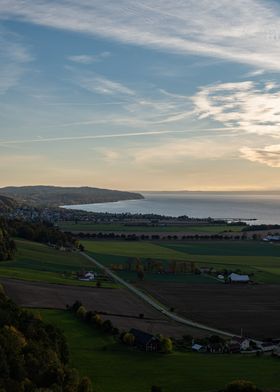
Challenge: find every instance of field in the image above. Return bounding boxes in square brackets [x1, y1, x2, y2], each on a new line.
[79, 240, 280, 338]
[60, 221, 245, 233]
[1, 278, 195, 337]
[0, 239, 115, 287]
[39, 309, 280, 392]
[136, 281, 280, 339]
[82, 240, 280, 284]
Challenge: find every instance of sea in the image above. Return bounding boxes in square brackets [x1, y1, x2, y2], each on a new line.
[64, 191, 280, 225]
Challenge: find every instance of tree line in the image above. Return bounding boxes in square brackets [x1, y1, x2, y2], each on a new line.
[0, 287, 92, 392]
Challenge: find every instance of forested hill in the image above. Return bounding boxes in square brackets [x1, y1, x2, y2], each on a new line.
[0, 221, 16, 260]
[0, 186, 144, 207]
[0, 195, 18, 211]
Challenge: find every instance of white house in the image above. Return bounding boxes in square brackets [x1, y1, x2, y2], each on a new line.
[231, 336, 250, 351]
[192, 344, 206, 352]
[228, 273, 250, 283]
[79, 271, 95, 281]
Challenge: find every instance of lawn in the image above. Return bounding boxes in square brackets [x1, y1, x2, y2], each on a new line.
[82, 240, 280, 284]
[40, 309, 280, 392]
[0, 240, 116, 287]
[60, 221, 245, 233]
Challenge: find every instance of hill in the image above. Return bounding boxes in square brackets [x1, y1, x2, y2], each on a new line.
[0, 186, 144, 207]
[0, 195, 18, 211]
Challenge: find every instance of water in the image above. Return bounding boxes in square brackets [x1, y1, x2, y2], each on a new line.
[64, 191, 280, 225]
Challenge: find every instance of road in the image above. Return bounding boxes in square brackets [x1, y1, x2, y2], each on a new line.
[81, 252, 234, 338]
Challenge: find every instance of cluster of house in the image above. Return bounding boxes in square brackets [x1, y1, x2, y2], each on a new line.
[124, 328, 280, 357]
[192, 336, 280, 355]
[200, 267, 250, 283]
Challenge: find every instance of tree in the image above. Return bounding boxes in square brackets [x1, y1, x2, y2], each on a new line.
[122, 332, 135, 346]
[151, 386, 162, 392]
[76, 306, 87, 319]
[161, 337, 173, 353]
[224, 380, 261, 392]
[78, 377, 92, 392]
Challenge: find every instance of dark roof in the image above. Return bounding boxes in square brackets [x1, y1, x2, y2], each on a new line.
[130, 328, 158, 345]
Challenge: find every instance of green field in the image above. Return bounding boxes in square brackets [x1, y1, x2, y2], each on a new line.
[40, 309, 280, 392]
[0, 240, 116, 287]
[60, 221, 245, 233]
[82, 240, 280, 284]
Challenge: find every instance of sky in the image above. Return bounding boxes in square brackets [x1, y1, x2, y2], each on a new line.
[1, 0, 280, 191]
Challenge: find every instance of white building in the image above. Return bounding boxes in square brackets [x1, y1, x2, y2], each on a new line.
[228, 273, 250, 283]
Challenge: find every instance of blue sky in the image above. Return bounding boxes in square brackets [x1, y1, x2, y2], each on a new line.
[1, 0, 280, 190]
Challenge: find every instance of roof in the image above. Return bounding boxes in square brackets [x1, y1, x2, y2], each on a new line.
[231, 336, 248, 343]
[130, 328, 158, 346]
[192, 344, 204, 351]
[229, 273, 250, 282]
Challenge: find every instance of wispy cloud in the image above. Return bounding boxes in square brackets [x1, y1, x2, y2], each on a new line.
[0, 130, 189, 146]
[2, 1, 280, 70]
[0, 27, 32, 94]
[0, 127, 240, 147]
[240, 145, 280, 167]
[193, 80, 280, 137]
[66, 67, 135, 96]
[67, 52, 110, 64]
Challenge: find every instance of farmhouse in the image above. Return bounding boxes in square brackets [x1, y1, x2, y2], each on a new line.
[78, 271, 95, 281]
[263, 235, 280, 242]
[228, 273, 250, 283]
[192, 343, 206, 353]
[130, 328, 161, 352]
[231, 336, 250, 351]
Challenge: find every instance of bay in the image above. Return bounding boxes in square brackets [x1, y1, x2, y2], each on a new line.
[63, 191, 280, 225]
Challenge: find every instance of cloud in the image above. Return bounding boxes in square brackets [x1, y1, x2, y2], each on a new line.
[240, 145, 280, 167]
[99, 137, 239, 167]
[192, 80, 280, 137]
[2, 1, 280, 70]
[0, 28, 32, 94]
[66, 68, 135, 96]
[67, 52, 110, 64]
[0, 130, 191, 146]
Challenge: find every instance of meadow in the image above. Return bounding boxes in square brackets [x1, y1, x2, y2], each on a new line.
[39, 309, 280, 392]
[82, 240, 280, 284]
[60, 221, 245, 233]
[0, 239, 115, 287]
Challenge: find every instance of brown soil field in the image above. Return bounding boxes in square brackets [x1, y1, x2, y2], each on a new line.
[0, 278, 202, 338]
[137, 281, 280, 339]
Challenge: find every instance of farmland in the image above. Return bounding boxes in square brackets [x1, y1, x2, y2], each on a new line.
[39, 309, 280, 392]
[60, 221, 245, 233]
[136, 281, 280, 338]
[82, 239, 280, 283]
[0, 239, 115, 287]
[79, 239, 280, 338]
[1, 278, 196, 338]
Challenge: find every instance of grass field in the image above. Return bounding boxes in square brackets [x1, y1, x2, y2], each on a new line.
[82, 240, 280, 284]
[0, 240, 116, 287]
[60, 221, 245, 233]
[40, 309, 280, 392]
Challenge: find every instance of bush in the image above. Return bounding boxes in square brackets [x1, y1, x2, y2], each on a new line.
[224, 380, 261, 392]
[161, 337, 173, 353]
[76, 306, 87, 319]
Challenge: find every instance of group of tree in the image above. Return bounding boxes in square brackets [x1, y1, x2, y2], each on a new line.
[0, 288, 92, 392]
[150, 380, 267, 392]
[0, 220, 16, 261]
[6, 219, 79, 249]
[69, 301, 173, 353]
[74, 231, 249, 242]
[69, 301, 119, 337]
